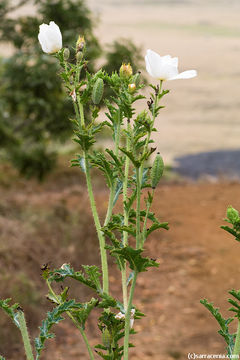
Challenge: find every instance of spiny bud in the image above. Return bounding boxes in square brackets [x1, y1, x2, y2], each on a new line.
[128, 83, 136, 93]
[151, 153, 164, 189]
[76, 35, 85, 53]
[92, 78, 104, 104]
[63, 47, 70, 61]
[102, 328, 111, 348]
[227, 206, 239, 224]
[120, 63, 133, 78]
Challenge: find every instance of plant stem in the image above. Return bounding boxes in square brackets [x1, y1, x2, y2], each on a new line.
[104, 109, 121, 227]
[47, 281, 95, 360]
[135, 167, 141, 249]
[141, 189, 154, 248]
[17, 311, 34, 360]
[77, 99, 109, 294]
[67, 312, 95, 360]
[121, 120, 131, 310]
[85, 153, 109, 293]
[233, 320, 240, 356]
[123, 271, 138, 360]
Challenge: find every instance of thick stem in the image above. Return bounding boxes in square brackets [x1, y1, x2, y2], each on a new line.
[135, 167, 141, 249]
[85, 153, 109, 294]
[77, 99, 109, 294]
[123, 271, 138, 360]
[17, 311, 34, 360]
[104, 109, 121, 227]
[233, 320, 240, 356]
[121, 120, 131, 310]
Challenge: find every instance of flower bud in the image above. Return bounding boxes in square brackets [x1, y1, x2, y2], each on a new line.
[76, 35, 85, 53]
[76, 51, 83, 63]
[102, 328, 111, 348]
[128, 83, 136, 94]
[92, 78, 104, 105]
[120, 63, 133, 78]
[63, 47, 70, 61]
[227, 206, 239, 224]
[151, 153, 164, 189]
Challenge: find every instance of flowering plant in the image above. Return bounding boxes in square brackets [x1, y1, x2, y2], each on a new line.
[0, 23, 197, 360]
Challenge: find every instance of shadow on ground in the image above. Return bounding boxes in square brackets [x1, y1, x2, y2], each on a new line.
[173, 149, 240, 180]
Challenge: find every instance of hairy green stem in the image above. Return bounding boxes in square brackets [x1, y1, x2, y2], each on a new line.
[85, 153, 109, 293]
[135, 167, 141, 249]
[104, 109, 121, 227]
[17, 311, 34, 360]
[67, 312, 95, 360]
[123, 271, 138, 360]
[121, 120, 131, 310]
[47, 281, 95, 360]
[77, 99, 109, 294]
[141, 189, 154, 248]
[233, 320, 240, 356]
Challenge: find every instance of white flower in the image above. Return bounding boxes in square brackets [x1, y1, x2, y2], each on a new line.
[38, 21, 62, 54]
[115, 312, 125, 320]
[145, 49, 197, 81]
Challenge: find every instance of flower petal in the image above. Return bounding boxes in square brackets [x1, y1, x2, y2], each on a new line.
[169, 70, 197, 80]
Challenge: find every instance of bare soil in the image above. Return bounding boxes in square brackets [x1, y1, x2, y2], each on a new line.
[1, 170, 240, 359]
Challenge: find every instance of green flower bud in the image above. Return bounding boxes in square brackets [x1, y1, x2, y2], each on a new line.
[102, 328, 111, 348]
[151, 153, 164, 189]
[63, 47, 70, 61]
[92, 78, 104, 105]
[76, 51, 83, 63]
[120, 63, 133, 78]
[227, 206, 239, 224]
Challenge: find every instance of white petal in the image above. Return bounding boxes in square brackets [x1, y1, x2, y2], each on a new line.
[145, 49, 166, 79]
[38, 21, 62, 54]
[169, 70, 197, 80]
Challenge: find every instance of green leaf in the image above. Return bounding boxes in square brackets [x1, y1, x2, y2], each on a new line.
[200, 299, 235, 355]
[71, 155, 86, 173]
[49, 264, 102, 292]
[35, 300, 80, 357]
[119, 147, 140, 168]
[0, 298, 20, 328]
[113, 179, 123, 206]
[147, 222, 169, 236]
[110, 246, 159, 272]
[72, 298, 98, 329]
[221, 226, 240, 241]
[82, 265, 102, 292]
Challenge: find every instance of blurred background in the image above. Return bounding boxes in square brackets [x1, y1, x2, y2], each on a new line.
[1, 0, 240, 359]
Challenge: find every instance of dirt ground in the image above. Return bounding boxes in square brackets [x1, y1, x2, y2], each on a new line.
[2, 174, 240, 359]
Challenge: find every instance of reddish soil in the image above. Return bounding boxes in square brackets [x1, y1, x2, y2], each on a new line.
[2, 178, 240, 359]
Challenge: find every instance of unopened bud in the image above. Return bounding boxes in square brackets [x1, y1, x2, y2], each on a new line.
[92, 78, 104, 105]
[120, 63, 133, 78]
[63, 47, 70, 61]
[151, 153, 164, 188]
[76, 51, 83, 63]
[76, 35, 85, 53]
[128, 83, 136, 93]
[227, 206, 239, 224]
